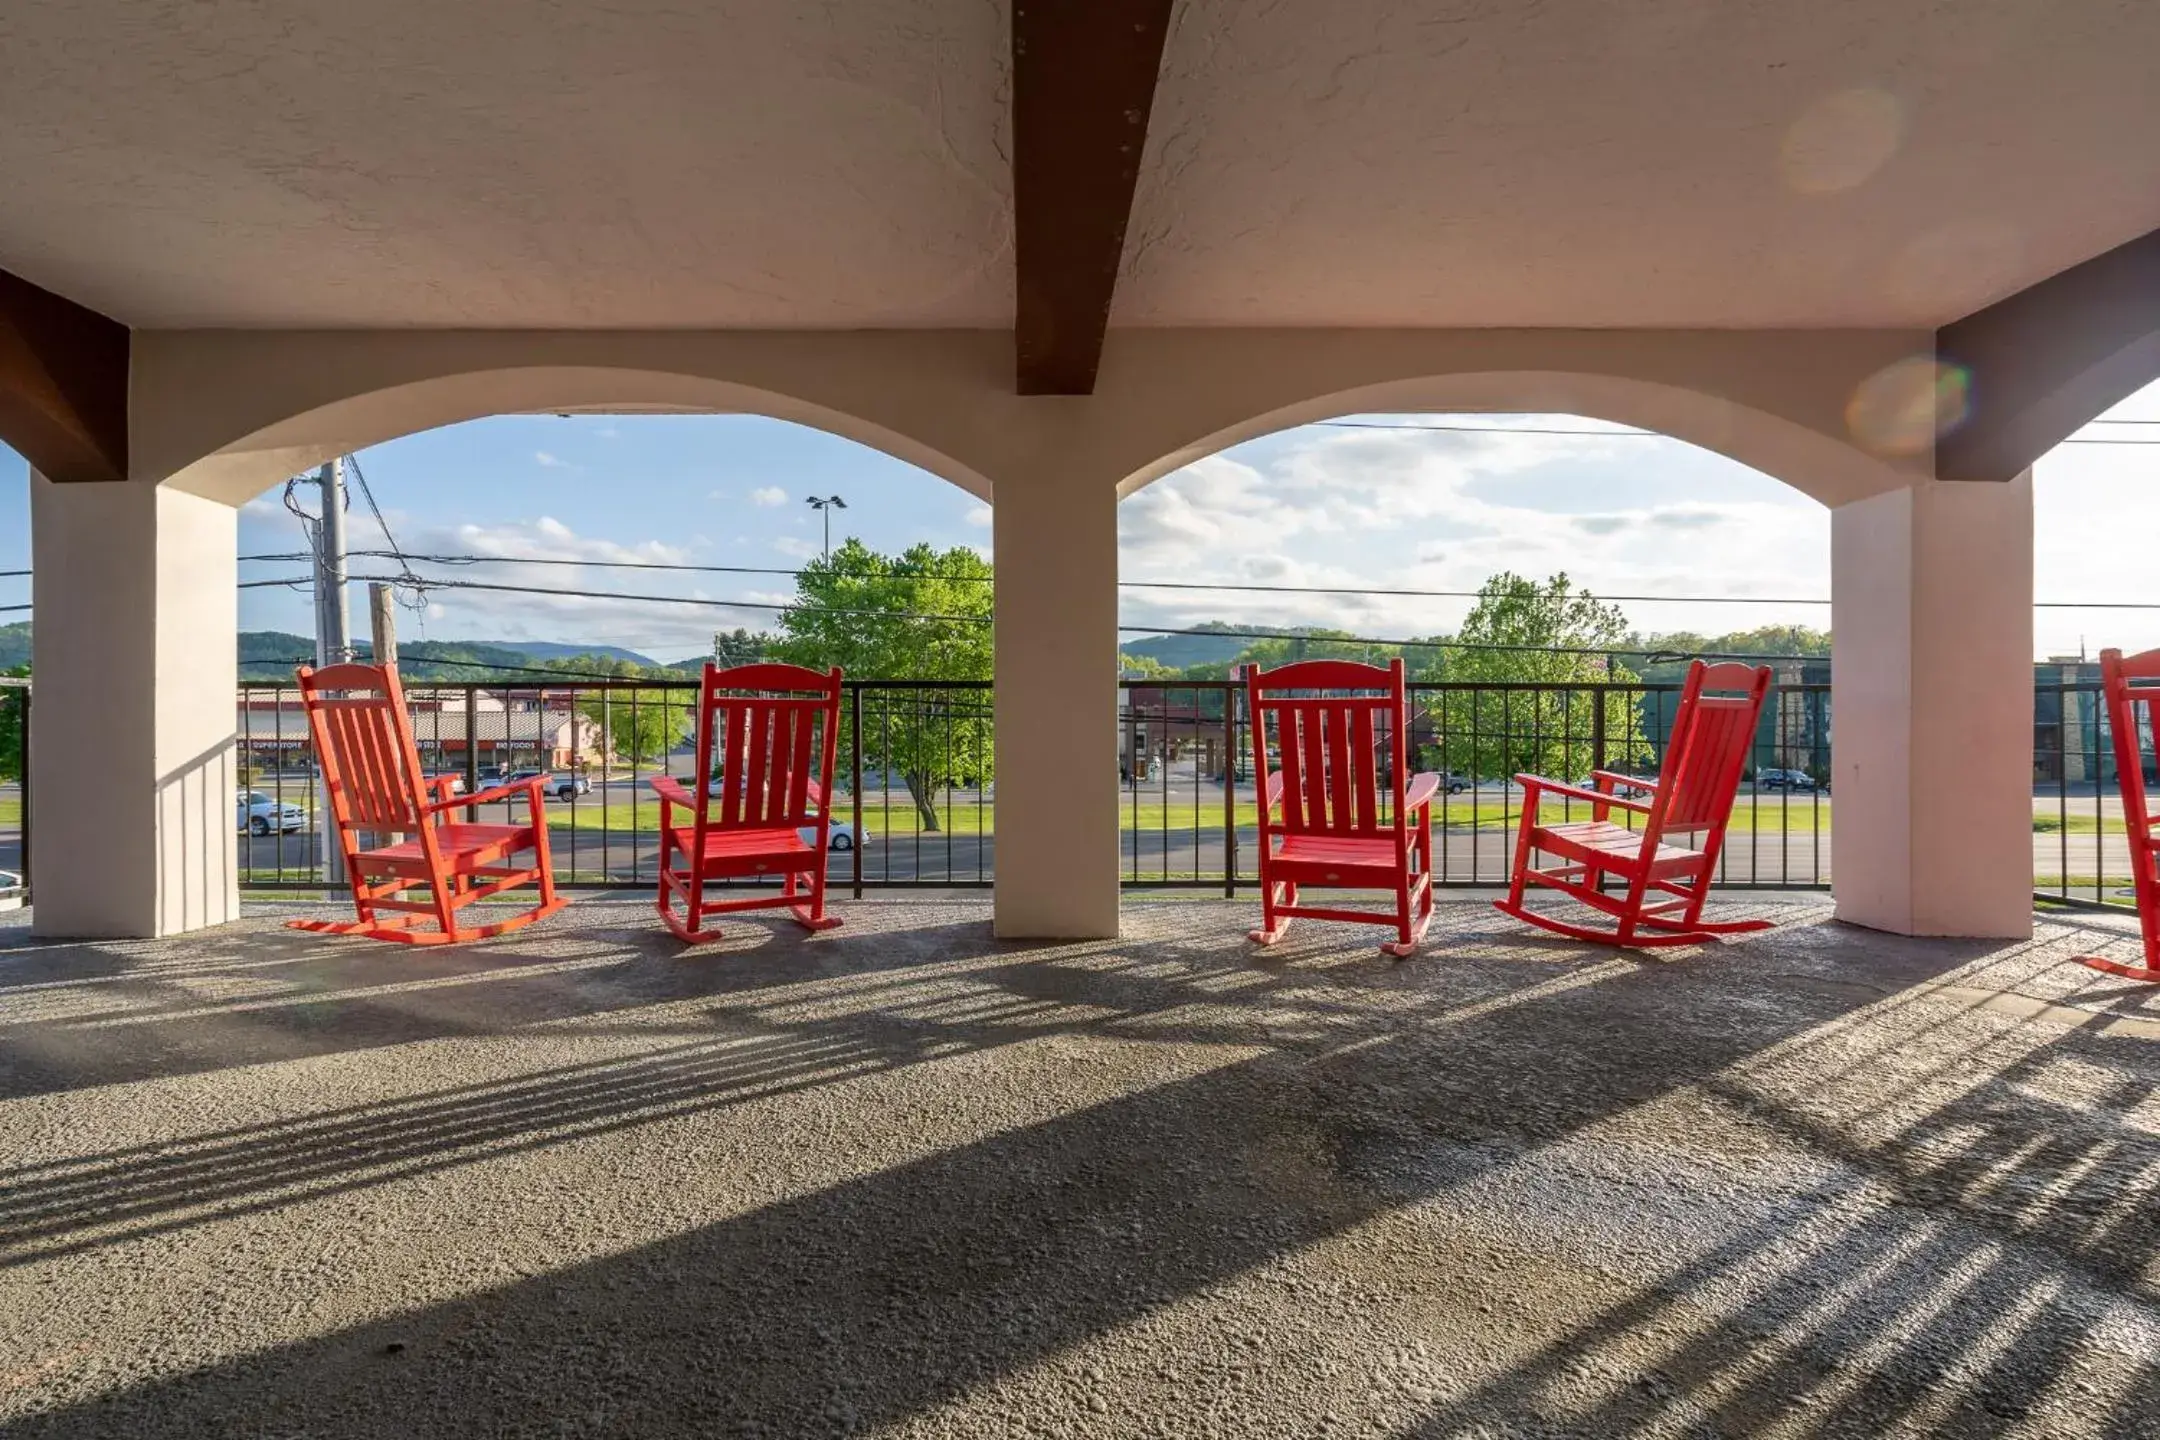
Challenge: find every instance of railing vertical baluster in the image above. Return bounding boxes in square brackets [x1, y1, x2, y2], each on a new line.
[1223, 682, 1238, 898]
[850, 685, 864, 900]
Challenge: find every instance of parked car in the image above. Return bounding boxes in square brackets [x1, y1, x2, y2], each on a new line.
[1440, 770, 1472, 794]
[1755, 768, 1819, 791]
[693, 774, 855, 850]
[425, 771, 468, 796]
[236, 789, 308, 835]
[500, 769, 588, 801]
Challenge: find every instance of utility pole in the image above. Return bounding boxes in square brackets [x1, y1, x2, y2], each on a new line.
[313, 459, 353, 665]
[369, 582, 398, 670]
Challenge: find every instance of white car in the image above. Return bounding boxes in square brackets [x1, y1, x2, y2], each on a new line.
[237, 789, 308, 835]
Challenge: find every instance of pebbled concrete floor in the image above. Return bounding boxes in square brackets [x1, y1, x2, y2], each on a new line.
[1, 895, 2157, 1438]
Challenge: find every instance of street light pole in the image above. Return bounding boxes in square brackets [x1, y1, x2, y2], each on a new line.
[805, 494, 847, 558]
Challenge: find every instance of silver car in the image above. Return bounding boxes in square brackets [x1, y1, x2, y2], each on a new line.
[236, 789, 308, 835]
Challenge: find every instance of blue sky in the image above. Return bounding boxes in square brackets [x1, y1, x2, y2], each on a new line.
[4, 382, 2160, 661]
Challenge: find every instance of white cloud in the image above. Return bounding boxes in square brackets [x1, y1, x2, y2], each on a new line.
[535, 451, 569, 468]
[749, 486, 787, 507]
[1116, 419, 1831, 644]
[770, 536, 820, 560]
[963, 504, 994, 529]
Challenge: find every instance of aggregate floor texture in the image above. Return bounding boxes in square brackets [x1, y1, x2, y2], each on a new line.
[1, 895, 2157, 1438]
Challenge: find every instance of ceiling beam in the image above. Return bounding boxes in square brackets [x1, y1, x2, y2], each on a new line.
[1011, 0, 1176, 395]
[1935, 229, 2160, 482]
[0, 267, 128, 484]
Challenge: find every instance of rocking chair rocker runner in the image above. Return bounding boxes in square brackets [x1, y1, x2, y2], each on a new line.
[290, 662, 565, 945]
[1494, 659, 1774, 948]
[651, 662, 845, 943]
[1246, 658, 1440, 957]
[2074, 647, 2160, 982]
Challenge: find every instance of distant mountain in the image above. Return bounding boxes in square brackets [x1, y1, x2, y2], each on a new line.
[1119, 622, 1304, 670]
[496, 641, 659, 666]
[235, 631, 690, 681]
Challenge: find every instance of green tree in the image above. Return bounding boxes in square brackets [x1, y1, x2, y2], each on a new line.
[0, 663, 25, 784]
[1427, 572, 1641, 780]
[564, 657, 695, 766]
[711, 627, 774, 668]
[770, 539, 993, 830]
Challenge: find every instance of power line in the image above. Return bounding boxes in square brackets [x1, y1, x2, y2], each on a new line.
[232, 550, 2160, 610]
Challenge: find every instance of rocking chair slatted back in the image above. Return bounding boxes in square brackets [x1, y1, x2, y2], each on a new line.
[693, 663, 842, 834]
[1652, 661, 1773, 835]
[2101, 648, 2160, 837]
[1247, 659, 1408, 837]
[2101, 649, 2160, 904]
[296, 662, 432, 833]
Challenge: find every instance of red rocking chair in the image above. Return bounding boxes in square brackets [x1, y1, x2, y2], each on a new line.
[1247, 658, 1439, 957]
[650, 662, 845, 944]
[1494, 660, 1774, 947]
[289, 662, 565, 945]
[2075, 647, 2160, 981]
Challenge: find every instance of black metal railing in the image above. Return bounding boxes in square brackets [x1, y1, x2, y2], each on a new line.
[236, 678, 996, 892]
[1118, 680, 1833, 891]
[3, 675, 2130, 909]
[2033, 680, 2140, 910]
[0, 677, 24, 903]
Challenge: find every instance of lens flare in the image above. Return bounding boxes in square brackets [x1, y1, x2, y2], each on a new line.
[1781, 88, 1904, 194]
[1845, 357, 1971, 456]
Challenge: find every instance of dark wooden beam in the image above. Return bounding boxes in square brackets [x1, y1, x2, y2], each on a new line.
[0, 267, 128, 484]
[1012, 0, 1176, 394]
[1935, 229, 2160, 482]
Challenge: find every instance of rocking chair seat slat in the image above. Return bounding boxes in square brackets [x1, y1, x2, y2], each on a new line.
[361, 822, 535, 869]
[1266, 833, 1400, 878]
[667, 825, 819, 867]
[1534, 821, 1702, 878]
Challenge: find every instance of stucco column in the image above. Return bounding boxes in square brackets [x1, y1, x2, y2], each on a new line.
[30, 475, 239, 937]
[1831, 474, 2033, 938]
[992, 468, 1120, 938]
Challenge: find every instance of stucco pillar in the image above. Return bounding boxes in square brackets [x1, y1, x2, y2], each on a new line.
[1831, 474, 2033, 938]
[992, 469, 1120, 937]
[30, 475, 239, 937]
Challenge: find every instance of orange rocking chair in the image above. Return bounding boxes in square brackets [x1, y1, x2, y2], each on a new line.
[1495, 660, 1774, 947]
[650, 662, 845, 943]
[1247, 658, 1439, 957]
[290, 662, 565, 945]
[2075, 648, 2160, 982]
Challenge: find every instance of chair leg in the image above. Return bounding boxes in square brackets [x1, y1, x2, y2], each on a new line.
[1505, 806, 1535, 909]
[788, 861, 843, 933]
[1249, 876, 1291, 946]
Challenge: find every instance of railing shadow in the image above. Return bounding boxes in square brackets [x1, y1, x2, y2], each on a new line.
[15, 901, 2122, 1436]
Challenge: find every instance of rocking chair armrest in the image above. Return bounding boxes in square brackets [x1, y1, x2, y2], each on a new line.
[1591, 769, 1658, 794]
[648, 776, 698, 810]
[805, 776, 826, 808]
[1263, 772, 1284, 811]
[1401, 772, 1442, 813]
[1515, 774, 1652, 814]
[424, 773, 464, 800]
[432, 777, 545, 813]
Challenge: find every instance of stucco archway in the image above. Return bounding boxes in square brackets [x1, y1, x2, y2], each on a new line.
[153, 364, 995, 507]
[1113, 368, 1908, 509]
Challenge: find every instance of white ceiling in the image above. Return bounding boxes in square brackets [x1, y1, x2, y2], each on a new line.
[0, 0, 2154, 330]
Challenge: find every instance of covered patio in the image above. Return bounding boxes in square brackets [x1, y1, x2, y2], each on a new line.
[3, 896, 2158, 1433]
[4, 0, 2158, 943]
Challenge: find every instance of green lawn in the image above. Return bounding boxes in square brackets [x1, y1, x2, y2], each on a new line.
[0, 795, 17, 826]
[2030, 812, 2128, 835]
